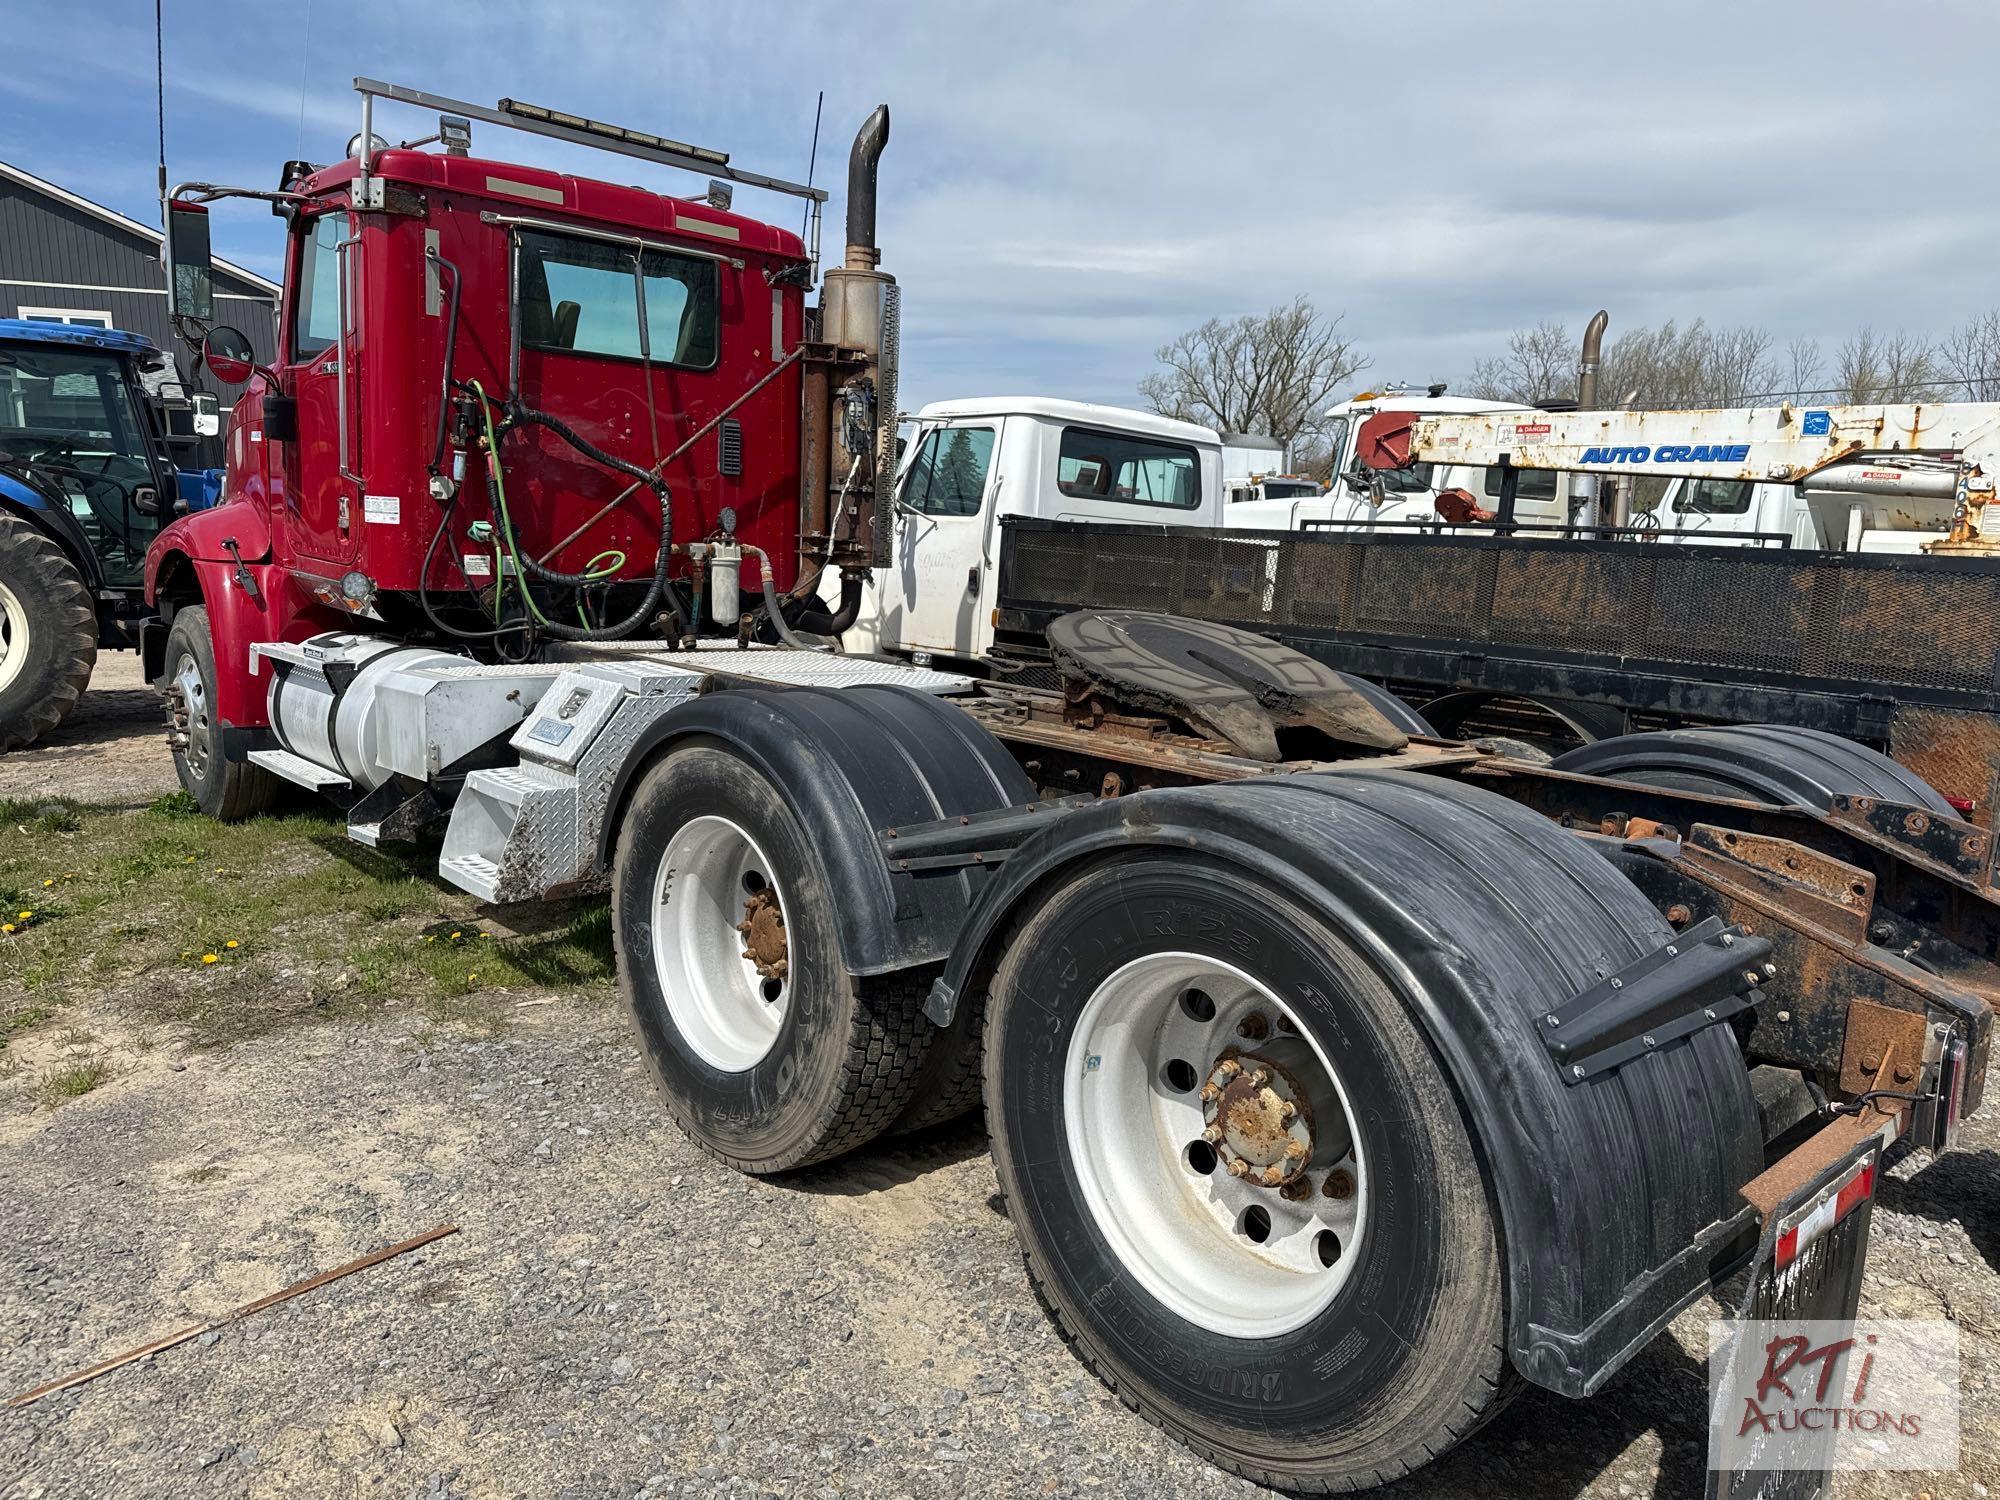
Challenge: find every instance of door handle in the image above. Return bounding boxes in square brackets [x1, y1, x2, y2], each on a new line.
[965, 564, 980, 595]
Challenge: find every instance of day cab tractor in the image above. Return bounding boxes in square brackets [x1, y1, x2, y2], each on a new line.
[149, 79, 1994, 1492]
[0, 319, 216, 749]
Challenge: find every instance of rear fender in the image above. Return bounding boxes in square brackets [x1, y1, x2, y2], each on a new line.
[934, 771, 1764, 1399]
[599, 683, 1034, 977]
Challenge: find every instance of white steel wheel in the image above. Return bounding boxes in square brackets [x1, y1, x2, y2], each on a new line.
[651, 814, 791, 1072]
[1064, 951, 1367, 1340]
[0, 578, 28, 696]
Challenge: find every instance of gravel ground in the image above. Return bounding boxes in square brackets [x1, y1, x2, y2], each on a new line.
[1, 690, 1997, 1498]
[0, 653, 179, 808]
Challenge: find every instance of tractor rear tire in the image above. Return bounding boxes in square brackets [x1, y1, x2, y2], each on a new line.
[612, 742, 936, 1173]
[0, 511, 97, 752]
[1551, 723, 1954, 814]
[161, 605, 277, 820]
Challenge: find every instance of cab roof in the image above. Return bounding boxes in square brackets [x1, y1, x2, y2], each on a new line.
[914, 397, 1220, 446]
[0, 319, 158, 356]
[1329, 392, 1536, 417]
[300, 151, 808, 262]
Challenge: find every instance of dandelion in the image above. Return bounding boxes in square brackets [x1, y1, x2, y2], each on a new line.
[1, 925, 14, 936]
[214, 867, 224, 875]
[468, 971, 479, 982]
[201, 953, 218, 965]
[185, 856, 196, 864]
[225, 939, 240, 950]
[41, 879, 54, 889]
[17, 911, 30, 922]
[450, 930, 462, 941]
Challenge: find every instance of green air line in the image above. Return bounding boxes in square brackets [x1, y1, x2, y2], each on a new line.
[466, 381, 628, 631]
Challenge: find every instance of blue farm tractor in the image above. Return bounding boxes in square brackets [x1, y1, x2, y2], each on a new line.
[0, 319, 220, 750]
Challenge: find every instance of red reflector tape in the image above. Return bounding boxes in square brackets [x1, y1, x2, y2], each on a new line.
[1772, 1151, 1877, 1272]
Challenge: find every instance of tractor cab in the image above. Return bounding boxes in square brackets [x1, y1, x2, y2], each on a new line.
[0, 319, 213, 590]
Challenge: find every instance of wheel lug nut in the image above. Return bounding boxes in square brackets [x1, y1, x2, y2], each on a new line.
[1201, 1124, 1224, 1145]
[1199, 1082, 1221, 1103]
[1217, 1058, 1241, 1079]
[1283, 1139, 1308, 1161]
[1323, 1168, 1355, 1201]
[1260, 1165, 1286, 1187]
[1236, 1012, 1269, 1040]
[1226, 1158, 1251, 1178]
[1247, 1069, 1269, 1088]
[1278, 1100, 1297, 1123]
[1279, 1177, 1312, 1202]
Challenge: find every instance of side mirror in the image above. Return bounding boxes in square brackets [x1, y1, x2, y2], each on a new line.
[201, 326, 257, 387]
[165, 200, 215, 320]
[191, 392, 221, 437]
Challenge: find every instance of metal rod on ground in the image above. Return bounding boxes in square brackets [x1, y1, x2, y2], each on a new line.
[4, 1224, 459, 1409]
[535, 348, 808, 566]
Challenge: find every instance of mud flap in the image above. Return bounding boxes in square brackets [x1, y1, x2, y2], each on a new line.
[1706, 1128, 1888, 1500]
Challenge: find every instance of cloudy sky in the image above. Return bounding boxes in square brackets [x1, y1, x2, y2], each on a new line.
[7, 1, 1998, 410]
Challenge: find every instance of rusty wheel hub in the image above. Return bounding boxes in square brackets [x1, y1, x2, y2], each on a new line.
[1202, 1052, 1314, 1188]
[736, 886, 788, 981]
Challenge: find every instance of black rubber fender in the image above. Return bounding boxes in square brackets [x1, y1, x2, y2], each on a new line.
[1551, 723, 1954, 815]
[599, 683, 1033, 977]
[932, 769, 1764, 1399]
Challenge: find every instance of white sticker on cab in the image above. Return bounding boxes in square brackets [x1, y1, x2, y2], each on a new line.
[363, 494, 401, 525]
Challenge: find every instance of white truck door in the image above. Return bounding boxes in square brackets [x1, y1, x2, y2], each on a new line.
[888, 418, 1003, 659]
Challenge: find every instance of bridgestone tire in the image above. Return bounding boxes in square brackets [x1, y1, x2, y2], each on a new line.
[161, 605, 277, 821]
[613, 743, 934, 1173]
[983, 854, 1514, 1493]
[0, 510, 97, 752]
[1551, 723, 1954, 815]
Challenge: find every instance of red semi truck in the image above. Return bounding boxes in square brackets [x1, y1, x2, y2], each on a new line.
[145, 80, 1992, 1493]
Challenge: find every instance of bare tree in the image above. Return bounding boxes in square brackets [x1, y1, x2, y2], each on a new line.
[1462, 321, 1577, 404]
[1937, 309, 2000, 401]
[1834, 327, 1939, 404]
[1775, 337, 1823, 403]
[1139, 297, 1369, 448]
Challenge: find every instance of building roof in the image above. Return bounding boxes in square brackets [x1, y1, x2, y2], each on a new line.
[912, 396, 1220, 445]
[0, 160, 279, 295]
[0, 317, 159, 354]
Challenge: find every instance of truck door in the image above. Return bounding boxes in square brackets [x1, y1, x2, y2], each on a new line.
[283, 209, 359, 569]
[890, 419, 1000, 658]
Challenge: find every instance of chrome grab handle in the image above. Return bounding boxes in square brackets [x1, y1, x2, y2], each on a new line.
[335, 229, 362, 499]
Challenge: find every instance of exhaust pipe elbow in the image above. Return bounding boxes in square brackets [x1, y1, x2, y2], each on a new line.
[845, 104, 890, 266]
[1577, 309, 1609, 407]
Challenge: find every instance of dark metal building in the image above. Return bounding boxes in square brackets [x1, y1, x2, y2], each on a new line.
[0, 160, 279, 463]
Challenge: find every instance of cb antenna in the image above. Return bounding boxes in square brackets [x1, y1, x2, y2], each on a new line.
[154, 0, 167, 223]
[801, 89, 824, 242]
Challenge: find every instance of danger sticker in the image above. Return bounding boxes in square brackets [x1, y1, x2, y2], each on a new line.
[363, 493, 401, 525]
[1513, 422, 1553, 439]
[462, 553, 493, 578]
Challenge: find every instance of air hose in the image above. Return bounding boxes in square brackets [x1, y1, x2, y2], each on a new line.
[467, 381, 691, 642]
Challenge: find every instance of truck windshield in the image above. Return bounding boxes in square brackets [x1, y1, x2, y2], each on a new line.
[0, 343, 162, 570]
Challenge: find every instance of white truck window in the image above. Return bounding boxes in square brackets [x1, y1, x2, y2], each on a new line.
[1482, 466, 1559, 502]
[904, 425, 995, 516]
[1057, 427, 1199, 509]
[1675, 478, 1754, 515]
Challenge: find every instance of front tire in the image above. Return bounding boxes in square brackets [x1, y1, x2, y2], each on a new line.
[160, 604, 276, 820]
[612, 743, 934, 1173]
[983, 856, 1511, 1492]
[0, 511, 97, 751]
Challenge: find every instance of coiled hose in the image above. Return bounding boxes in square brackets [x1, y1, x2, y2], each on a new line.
[469, 382, 692, 642]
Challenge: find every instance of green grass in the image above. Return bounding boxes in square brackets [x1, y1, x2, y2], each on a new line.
[35, 1053, 109, 1107]
[0, 797, 616, 1050]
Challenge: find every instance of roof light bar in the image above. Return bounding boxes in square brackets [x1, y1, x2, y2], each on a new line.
[351, 81, 825, 203]
[497, 98, 730, 166]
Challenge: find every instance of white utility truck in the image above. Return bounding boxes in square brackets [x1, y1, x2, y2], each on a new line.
[1363, 399, 2000, 554]
[837, 397, 1225, 661]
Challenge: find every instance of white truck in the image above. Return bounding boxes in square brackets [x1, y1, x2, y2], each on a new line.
[1219, 431, 1319, 505]
[836, 396, 1226, 662]
[1234, 386, 1976, 553]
